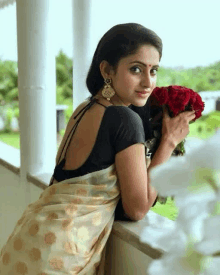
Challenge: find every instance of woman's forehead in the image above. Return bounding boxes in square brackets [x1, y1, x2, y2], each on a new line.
[120, 45, 160, 66]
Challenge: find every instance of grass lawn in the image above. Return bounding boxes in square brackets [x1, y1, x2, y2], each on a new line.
[0, 131, 20, 149]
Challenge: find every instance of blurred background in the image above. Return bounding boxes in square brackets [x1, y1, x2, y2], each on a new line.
[0, 0, 220, 150]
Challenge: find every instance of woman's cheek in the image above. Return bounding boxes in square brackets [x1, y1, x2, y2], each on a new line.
[152, 77, 157, 89]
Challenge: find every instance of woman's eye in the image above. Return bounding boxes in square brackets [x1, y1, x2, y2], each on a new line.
[130, 66, 142, 73]
[151, 69, 158, 75]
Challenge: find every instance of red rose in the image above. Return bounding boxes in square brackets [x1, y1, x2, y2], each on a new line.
[191, 93, 204, 120]
[152, 87, 169, 105]
[167, 85, 179, 101]
[168, 89, 191, 116]
[188, 89, 197, 106]
[150, 85, 204, 121]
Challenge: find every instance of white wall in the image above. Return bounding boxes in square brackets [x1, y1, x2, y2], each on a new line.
[105, 234, 153, 275]
[0, 165, 23, 249]
[0, 165, 44, 250]
[199, 91, 220, 115]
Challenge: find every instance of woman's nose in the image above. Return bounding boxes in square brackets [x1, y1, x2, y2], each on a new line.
[141, 72, 152, 88]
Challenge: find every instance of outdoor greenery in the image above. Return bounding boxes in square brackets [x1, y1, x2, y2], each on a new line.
[0, 53, 220, 130]
[157, 61, 220, 91]
[0, 53, 220, 220]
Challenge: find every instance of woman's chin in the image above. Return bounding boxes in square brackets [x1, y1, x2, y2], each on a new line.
[132, 97, 149, 107]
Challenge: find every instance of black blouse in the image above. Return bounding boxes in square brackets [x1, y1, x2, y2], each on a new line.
[51, 99, 157, 221]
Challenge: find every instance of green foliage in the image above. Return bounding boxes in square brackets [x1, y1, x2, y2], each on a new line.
[55, 50, 73, 122]
[4, 107, 14, 133]
[188, 111, 220, 139]
[0, 60, 18, 105]
[152, 197, 178, 221]
[0, 51, 73, 127]
[1, 54, 219, 134]
[56, 50, 73, 98]
[157, 61, 220, 92]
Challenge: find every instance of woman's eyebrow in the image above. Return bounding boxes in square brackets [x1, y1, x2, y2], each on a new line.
[129, 61, 159, 68]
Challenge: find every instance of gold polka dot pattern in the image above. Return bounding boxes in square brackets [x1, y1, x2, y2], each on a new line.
[49, 257, 64, 270]
[62, 218, 73, 231]
[15, 261, 28, 274]
[44, 232, 56, 245]
[28, 248, 41, 261]
[0, 164, 119, 273]
[92, 212, 102, 226]
[13, 238, 24, 251]
[2, 252, 10, 265]
[78, 226, 90, 242]
[46, 212, 58, 220]
[65, 204, 78, 216]
[28, 222, 39, 236]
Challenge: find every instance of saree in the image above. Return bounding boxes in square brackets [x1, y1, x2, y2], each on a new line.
[0, 98, 151, 274]
[0, 164, 120, 274]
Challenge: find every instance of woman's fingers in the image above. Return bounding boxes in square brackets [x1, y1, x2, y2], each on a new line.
[162, 106, 170, 119]
[161, 109, 196, 146]
[179, 110, 196, 122]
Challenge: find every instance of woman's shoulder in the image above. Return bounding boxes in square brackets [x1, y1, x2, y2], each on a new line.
[106, 105, 144, 126]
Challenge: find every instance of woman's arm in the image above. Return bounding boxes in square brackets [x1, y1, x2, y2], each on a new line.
[146, 108, 196, 207]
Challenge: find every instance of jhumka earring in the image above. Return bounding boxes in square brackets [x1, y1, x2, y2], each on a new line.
[101, 78, 115, 101]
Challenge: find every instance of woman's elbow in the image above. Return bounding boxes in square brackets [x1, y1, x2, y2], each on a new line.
[125, 204, 151, 221]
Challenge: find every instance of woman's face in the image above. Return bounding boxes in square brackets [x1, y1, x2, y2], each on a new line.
[110, 44, 160, 107]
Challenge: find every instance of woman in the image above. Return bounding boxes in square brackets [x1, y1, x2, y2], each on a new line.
[0, 23, 195, 274]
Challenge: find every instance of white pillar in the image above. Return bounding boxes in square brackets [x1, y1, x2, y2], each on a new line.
[72, 0, 92, 111]
[16, 0, 56, 204]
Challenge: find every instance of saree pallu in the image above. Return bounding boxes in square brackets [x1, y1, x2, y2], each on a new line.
[0, 164, 120, 275]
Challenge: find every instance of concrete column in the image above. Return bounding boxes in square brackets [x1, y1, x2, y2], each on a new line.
[16, 0, 56, 204]
[72, 0, 92, 111]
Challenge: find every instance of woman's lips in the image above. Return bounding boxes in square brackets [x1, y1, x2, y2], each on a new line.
[136, 91, 150, 94]
[136, 91, 150, 97]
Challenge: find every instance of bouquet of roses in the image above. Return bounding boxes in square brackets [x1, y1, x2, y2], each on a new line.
[147, 85, 205, 157]
[146, 85, 205, 205]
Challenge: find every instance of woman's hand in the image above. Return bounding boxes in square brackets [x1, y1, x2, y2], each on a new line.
[161, 107, 196, 148]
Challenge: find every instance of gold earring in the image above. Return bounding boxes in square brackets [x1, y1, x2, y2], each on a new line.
[102, 79, 115, 101]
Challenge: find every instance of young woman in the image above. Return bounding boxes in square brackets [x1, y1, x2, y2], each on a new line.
[0, 23, 195, 274]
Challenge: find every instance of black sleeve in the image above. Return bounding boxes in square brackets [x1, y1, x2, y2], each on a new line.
[108, 106, 145, 154]
[129, 102, 153, 140]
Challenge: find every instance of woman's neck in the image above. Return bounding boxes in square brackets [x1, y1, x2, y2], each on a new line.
[94, 90, 128, 107]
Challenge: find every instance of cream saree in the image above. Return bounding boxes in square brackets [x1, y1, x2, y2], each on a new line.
[0, 164, 120, 275]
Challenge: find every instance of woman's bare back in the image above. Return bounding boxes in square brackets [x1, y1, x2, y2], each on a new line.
[56, 99, 111, 170]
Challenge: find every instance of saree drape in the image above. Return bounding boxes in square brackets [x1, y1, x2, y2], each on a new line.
[0, 164, 120, 274]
